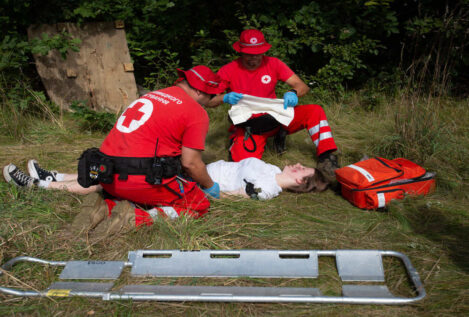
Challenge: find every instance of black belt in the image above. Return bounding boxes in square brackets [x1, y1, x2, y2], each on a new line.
[107, 155, 182, 184]
[109, 156, 181, 176]
[78, 148, 182, 187]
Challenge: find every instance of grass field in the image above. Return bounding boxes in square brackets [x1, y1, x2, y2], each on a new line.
[0, 91, 468, 316]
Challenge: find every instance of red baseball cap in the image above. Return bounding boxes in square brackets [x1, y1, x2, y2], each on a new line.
[177, 65, 227, 95]
[232, 29, 272, 54]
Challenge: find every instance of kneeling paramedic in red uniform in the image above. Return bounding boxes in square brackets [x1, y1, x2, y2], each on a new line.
[77, 65, 227, 219]
[207, 29, 339, 185]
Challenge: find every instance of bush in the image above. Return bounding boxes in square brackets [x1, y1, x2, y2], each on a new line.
[70, 101, 117, 132]
[1, 0, 467, 100]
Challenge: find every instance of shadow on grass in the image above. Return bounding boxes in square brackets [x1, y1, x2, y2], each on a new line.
[403, 203, 469, 273]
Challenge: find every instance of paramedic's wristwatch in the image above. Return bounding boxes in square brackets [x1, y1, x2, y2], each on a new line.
[288, 89, 298, 95]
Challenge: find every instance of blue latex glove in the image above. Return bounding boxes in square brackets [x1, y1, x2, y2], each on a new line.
[223, 92, 243, 105]
[283, 91, 298, 109]
[203, 182, 220, 199]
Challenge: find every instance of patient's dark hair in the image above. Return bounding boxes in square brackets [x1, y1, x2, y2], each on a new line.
[288, 168, 328, 193]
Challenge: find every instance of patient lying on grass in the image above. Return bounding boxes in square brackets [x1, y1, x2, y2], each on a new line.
[3, 158, 328, 236]
[4, 157, 328, 199]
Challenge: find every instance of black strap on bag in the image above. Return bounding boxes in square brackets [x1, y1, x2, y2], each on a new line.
[234, 114, 283, 154]
[243, 127, 257, 153]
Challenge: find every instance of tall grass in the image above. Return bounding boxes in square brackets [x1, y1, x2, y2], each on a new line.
[328, 87, 468, 199]
[0, 85, 468, 315]
[374, 95, 442, 163]
[0, 76, 63, 139]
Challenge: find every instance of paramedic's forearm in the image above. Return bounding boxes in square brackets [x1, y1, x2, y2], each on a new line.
[186, 165, 214, 189]
[183, 162, 214, 189]
[206, 94, 224, 108]
[181, 146, 214, 189]
[285, 74, 310, 97]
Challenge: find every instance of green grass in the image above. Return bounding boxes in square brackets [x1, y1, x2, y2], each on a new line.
[0, 91, 468, 316]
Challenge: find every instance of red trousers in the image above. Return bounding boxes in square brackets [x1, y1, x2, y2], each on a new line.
[104, 199, 191, 228]
[229, 104, 337, 162]
[101, 174, 210, 226]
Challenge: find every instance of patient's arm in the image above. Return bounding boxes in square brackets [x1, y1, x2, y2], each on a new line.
[220, 188, 249, 198]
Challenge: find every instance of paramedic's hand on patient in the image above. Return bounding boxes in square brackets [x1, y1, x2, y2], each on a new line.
[283, 91, 298, 109]
[223, 92, 243, 105]
[203, 182, 220, 199]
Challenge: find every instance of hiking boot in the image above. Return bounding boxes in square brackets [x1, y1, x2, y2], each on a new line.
[93, 200, 135, 238]
[107, 200, 135, 235]
[70, 192, 108, 235]
[317, 152, 340, 189]
[273, 128, 288, 155]
[3, 164, 38, 188]
[89, 198, 109, 228]
[28, 159, 58, 182]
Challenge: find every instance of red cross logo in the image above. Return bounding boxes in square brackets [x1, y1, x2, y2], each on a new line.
[122, 102, 145, 128]
[116, 98, 153, 133]
[261, 75, 271, 84]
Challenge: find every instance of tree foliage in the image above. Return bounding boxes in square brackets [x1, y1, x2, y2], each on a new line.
[0, 0, 467, 94]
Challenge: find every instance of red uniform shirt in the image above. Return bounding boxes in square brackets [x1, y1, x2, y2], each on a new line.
[100, 86, 209, 157]
[217, 56, 294, 98]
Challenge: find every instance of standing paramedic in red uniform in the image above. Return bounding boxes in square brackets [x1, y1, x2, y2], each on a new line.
[207, 29, 339, 184]
[95, 65, 227, 218]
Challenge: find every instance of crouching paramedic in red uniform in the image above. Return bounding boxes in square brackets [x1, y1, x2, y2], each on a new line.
[77, 65, 227, 221]
[207, 29, 339, 185]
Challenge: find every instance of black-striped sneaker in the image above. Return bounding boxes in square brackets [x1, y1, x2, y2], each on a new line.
[3, 164, 38, 187]
[28, 159, 57, 182]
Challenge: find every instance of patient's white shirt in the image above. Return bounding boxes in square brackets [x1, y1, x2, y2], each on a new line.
[207, 157, 282, 200]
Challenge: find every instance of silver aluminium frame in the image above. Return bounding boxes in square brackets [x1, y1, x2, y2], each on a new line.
[0, 249, 426, 304]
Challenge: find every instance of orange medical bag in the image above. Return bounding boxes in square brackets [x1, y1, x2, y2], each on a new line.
[335, 157, 436, 209]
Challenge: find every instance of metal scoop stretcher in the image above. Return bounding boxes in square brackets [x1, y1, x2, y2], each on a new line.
[0, 249, 425, 304]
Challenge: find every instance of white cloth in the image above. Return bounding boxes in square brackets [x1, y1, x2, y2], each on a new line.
[228, 94, 294, 126]
[207, 157, 282, 200]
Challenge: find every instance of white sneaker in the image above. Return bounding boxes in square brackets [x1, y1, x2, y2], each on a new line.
[3, 164, 38, 187]
[28, 159, 57, 182]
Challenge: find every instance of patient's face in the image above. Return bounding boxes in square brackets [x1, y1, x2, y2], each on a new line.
[283, 163, 315, 180]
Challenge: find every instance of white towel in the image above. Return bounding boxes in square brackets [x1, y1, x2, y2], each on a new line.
[228, 94, 294, 126]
